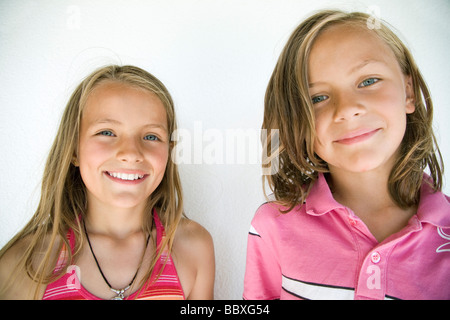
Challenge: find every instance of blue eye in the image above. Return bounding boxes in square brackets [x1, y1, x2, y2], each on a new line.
[312, 95, 328, 104]
[359, 78, 380, 87]
[99, 130, 115, 137]
[144, 134, 159, 141]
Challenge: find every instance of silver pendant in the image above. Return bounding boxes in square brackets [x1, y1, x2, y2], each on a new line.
[110, 286, 130, 300]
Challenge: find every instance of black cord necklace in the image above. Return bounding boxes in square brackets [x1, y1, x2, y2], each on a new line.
[83, 222, 150, 300]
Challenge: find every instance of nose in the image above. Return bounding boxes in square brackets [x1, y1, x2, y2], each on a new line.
[333, 92, 366, 122]
[116, 136, 144, 163]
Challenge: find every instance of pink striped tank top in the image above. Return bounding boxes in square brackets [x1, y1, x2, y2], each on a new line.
[42, 210, 185, 300]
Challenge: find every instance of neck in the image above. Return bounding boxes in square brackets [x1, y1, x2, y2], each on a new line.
[327, 168, 395, 212]
[327, 166, 416, 243]
[84, 197, 148, 240]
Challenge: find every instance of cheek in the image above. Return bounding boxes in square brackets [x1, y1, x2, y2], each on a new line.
[371, 82, 407, 112]
[147, 145, 169, 172]
[78, 147, 97, 184]
[155, 153, 169, 174]
[79, 140, 110, 167]
[313, 138, 327, 162]
[370, 89, 409, 133]
[148, 150, 169, 191]
[313, 112, 328, 151]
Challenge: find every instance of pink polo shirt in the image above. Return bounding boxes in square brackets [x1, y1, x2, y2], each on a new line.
[243, 173, 450, 300]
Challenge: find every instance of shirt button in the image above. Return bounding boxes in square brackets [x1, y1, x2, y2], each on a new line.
[348, 218, 357, 226]
[371, 251, 381, 264]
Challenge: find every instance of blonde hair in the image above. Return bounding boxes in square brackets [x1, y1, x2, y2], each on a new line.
[0, 65, 184, 298]
[263, 10, 443, 213]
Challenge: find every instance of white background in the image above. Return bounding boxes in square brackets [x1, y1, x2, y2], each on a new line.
[0, 0, 449, 299]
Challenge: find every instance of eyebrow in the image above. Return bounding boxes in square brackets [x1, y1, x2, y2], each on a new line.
[308, 82, 322, 89]
[93, 118, 121, 125]
[308, 59, 386, 88]
[349, 59, 384, 74]
[92, 118, 168, 131]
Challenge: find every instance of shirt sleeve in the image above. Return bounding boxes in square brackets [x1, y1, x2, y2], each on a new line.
[243, 204, 282, 300]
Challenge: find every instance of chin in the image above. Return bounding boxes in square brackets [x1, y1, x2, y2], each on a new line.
[335, 155, 384, 174]
[107, 194, 150, 209]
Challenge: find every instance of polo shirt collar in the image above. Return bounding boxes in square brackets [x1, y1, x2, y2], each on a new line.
[416, 174, 450, 228]
[305, 173, 450, 228]
[305, 173, 345, 216]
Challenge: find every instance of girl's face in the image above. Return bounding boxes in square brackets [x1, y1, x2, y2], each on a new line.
[308, 24, 415, 175]
[78, 81, 169, 210]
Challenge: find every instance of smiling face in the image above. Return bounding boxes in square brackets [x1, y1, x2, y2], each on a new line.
[78, 81, 169, 210]
[308, 24, 415, 175]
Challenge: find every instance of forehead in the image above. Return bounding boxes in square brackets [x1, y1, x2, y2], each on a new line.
[308, 23, 399, 76]
[82, 81, 168, 129]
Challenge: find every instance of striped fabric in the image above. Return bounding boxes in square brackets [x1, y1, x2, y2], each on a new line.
[42, 210, 185, 300]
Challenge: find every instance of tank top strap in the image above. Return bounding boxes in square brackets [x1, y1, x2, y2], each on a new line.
[68, 226, 76, 254]
[152, 208, 165, 249]
[51, 225, 76, 274]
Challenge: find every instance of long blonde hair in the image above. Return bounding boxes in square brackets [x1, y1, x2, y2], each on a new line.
[0, 65, 184, 298]
[263, 10, 443, 213]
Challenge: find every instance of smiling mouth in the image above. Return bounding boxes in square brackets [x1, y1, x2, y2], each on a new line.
[106, 171, 146, 181]
[335, 128, 381, 145]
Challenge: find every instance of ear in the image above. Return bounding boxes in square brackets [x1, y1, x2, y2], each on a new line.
[72, 153, 79, 167]
[404, 75, 415, 114]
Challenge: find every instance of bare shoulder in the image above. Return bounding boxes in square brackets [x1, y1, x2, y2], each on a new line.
[0, 235, 35, 299]
[172, 217, 215, 299]
[174, 217, 214, 256]
[0, 233, 60, 299]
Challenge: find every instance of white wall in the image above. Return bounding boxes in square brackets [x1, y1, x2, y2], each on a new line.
[0, 0, 449, 299]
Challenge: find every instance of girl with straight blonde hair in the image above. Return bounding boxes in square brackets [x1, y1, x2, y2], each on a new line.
[0, 64, 215, 300]
[244, 10, 449, 300]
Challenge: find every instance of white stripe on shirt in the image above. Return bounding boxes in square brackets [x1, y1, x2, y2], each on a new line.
[282, 275, 355, 300]
[249, 225, 260, 237]
[282, 275, 396, 300]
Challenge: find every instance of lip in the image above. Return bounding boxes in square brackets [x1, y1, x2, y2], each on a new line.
[334, 128, 381, 145]
[104, 170, 149, 185]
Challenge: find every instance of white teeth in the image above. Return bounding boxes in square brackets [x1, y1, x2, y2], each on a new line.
[108, 172, 144, 180]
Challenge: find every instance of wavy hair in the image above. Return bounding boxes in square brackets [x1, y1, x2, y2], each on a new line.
[262, 10, 443, 213]
[0, 65, 184, 298]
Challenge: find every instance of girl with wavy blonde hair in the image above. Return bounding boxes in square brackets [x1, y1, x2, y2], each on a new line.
[244, 10, 449, 300]
[0, 65, 214, 300]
